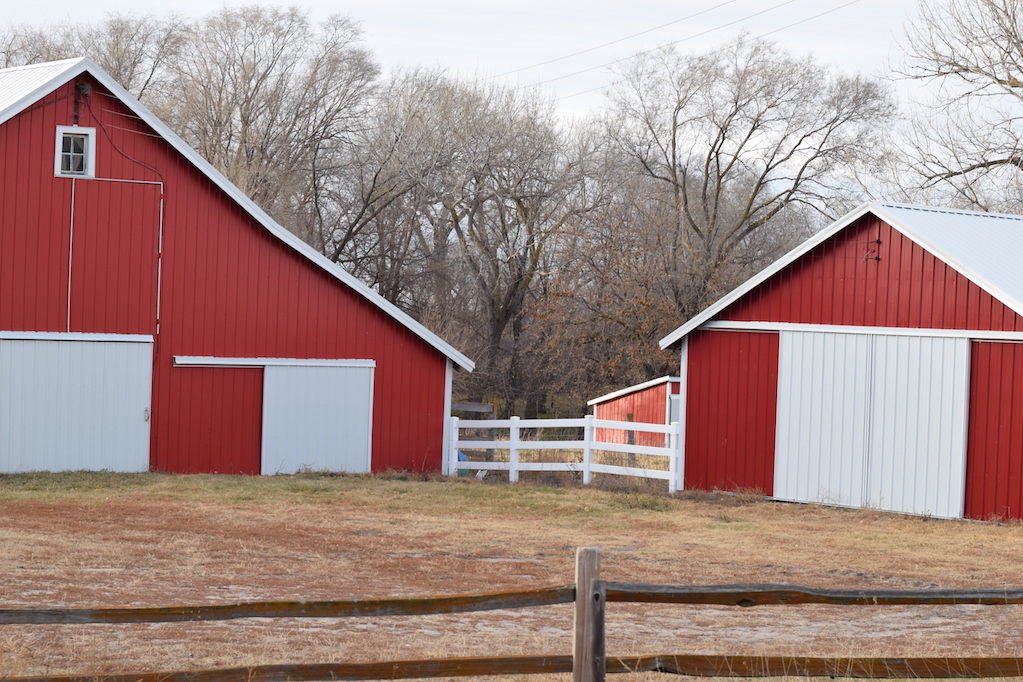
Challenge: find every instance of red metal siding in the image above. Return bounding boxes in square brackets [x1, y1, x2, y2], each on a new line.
[724, 215, 1023, 331]
[593, 382, 669, 446]
[685, 330, 778, 494]
[157, 367, 264, 474]
[0, 76, 451, 473]
[965, 341, 1023, 520]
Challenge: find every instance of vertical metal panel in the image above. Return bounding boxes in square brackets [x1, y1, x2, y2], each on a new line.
[260, 365, 373, 475]
[0, 339, 151, 472]
[685, 330, 779, 494]
[155, 366, 263, 474]
[775, 332, 872, 508]
[867, 335, 969, 518]
[70, 179, 160, 334]
[965, 341, 1023, 520]
[722, 215, 1023, 332]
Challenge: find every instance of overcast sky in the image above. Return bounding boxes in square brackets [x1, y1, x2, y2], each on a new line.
[12, 0, 922, 117]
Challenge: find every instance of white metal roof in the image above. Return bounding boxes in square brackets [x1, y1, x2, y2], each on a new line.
[659, 201, 1023, 349]
[0, 58, 475, 372]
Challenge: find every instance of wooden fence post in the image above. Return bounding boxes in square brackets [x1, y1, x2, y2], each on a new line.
[509, 416, 520, 483]
[573, 547, 605, 682]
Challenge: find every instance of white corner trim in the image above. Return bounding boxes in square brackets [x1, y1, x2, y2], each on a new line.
[442, 358, 454, 475]
[587, 375, 681, 406]
[0, 330, 152, 342]
[174, 356, 376, 368]
[701, 320, 1023, 341]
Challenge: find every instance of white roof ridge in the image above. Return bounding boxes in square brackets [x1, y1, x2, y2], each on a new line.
[0, 57, 475, 371]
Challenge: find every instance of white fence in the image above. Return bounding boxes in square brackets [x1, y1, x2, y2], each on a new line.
[448, 415, 681, 493]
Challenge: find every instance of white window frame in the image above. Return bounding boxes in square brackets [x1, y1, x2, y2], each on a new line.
[54, 125, 97, 178]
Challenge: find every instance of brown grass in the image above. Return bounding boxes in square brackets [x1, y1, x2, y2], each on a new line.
[0, 472, 1022, 680]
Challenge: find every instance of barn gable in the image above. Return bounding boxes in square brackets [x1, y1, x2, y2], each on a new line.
[0, 58, 473, 476]
[658, 202, 1023, 520]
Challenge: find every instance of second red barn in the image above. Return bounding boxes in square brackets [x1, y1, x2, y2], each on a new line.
[659, 202, 1023, 521]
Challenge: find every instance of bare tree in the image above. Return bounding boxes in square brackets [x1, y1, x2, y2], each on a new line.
[0, 14, 183, 101]
[162, 7, 378, 222]
[899, 0, 1023, 209]
[606, 36, 894, 320]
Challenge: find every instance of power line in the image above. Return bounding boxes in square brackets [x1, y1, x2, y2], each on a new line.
[535, 0, 801, 88]
[487, 0, 744, 80]
[555, 0, 866, 102]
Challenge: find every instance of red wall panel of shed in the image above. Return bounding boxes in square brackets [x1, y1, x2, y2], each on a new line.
[723, 215, 1023, 331]
[0, 77, 451, 473]
[685, 330, 778, 494]
[965, 341, 1023, 520]
[593, 382, 669, 446]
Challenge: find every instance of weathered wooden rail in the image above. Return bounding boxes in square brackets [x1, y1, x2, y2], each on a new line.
[5, 548, 1023, 682]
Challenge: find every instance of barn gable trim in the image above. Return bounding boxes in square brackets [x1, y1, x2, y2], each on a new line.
[0, 57, 474, 372]
[660, 202, 1023, 349]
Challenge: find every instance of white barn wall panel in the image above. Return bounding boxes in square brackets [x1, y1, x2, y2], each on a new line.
[867, 335, 969, 518]
[775, 331, 872, 508]
[0, 339, 152, 472]
[260, 364, 374, 475]
[775, 331, 969, 518]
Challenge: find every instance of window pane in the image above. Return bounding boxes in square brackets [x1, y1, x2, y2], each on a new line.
[60, 133, 89, 175]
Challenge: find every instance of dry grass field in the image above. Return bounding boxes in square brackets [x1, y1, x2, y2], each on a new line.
[1, 471, 1022, 680]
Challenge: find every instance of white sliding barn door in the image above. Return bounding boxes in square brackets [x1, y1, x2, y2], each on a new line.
[0, 339, 152, 472]
[260, 364, 374, 475]
[775, 332, 872, 508]
[774, 331, 969, 518]
[867, 335, 970, 518]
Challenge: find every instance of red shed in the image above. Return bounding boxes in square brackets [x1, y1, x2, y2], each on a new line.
[659, 202, 1023, 520]
[587, 377, 681, 446]
[0, 58, 474, 475]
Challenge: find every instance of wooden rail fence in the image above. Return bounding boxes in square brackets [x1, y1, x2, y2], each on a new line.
[5, 547, 1023, 681]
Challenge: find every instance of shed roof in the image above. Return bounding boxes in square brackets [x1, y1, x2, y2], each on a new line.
[0, 57, 475, 371]
[587, 376, 679, 407]
[660, 201, 1023, 349]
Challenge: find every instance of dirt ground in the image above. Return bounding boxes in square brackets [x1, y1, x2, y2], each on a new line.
[1, 473, 1022, 679]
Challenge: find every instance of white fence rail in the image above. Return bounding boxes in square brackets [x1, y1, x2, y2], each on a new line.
[448, 415, 681, 493]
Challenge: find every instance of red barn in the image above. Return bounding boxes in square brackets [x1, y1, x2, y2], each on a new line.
[659, 202, 1023, 520]
[0, 58, 473, 475]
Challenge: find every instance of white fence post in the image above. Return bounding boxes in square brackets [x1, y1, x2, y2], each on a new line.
[668, 421, 679, 494]
[449, 416, 460, 476]
[509, 416, 520, 483]
[583, 414, 594, 486]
